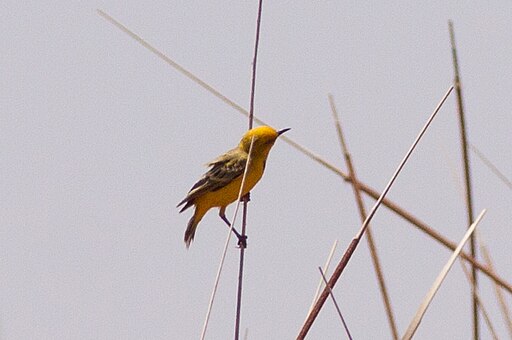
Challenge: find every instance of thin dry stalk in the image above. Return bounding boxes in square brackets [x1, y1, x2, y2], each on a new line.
[96, 10, 512, 295]
[248, 0, 263, 130]
[328, 94, 399, 339]
[306, 240, 339, 317]
[470, 143, 512, 190]
[449, 20, 478, 339]
[459, 260, 499, 340]
[318, 267, 353, 340]
[402, 210, 486, 340]
[236, 197, 248, 340]
[298, 87, 453, 339]
[354, 85, 451, 238]
[236, 1, 264, 338]
[201, 138, 255, 340]
[480, 237, 512, 338]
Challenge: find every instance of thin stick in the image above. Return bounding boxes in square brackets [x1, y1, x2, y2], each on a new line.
[235, 2, 263, 339]
[200, 138, 255, 340]
[329, 94, 399, 339]
[248, 0, 263, 130]
[306, 240, 339, 318]
[235, 199, 248, 340]
[459, 260, 499, 340]
[470, 143, 512, 190]
[318, 267, 353, 340]
[357, 86, 452, 239]
[480, 235, 512, 338]
[298, 86, 453, 339]
[449, 20, 478, 339]
[96, 9, 245, 117]
[96, 10, 512, 295]
[402, 210, 486, 340]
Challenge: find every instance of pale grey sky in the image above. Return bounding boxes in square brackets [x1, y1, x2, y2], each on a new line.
[2, 2, 511, 339]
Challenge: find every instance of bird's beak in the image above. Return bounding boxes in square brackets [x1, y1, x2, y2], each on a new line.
[277, 128, 291, 136]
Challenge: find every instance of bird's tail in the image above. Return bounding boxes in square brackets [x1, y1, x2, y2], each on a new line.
[185, 211, 203, 249]
[185, 206, 209, 248]
[184, 216, 198, 248]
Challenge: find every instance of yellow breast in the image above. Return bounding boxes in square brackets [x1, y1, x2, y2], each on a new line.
[196, 157, 265, 209]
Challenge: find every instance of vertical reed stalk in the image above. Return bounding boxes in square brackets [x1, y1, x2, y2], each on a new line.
[480, 239, 512, 338]
[449, 20, 478, 339]
[459, 260, 499, 340]
[235, 1, 264, 339]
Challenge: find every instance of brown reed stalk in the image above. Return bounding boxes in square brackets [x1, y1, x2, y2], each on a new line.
[298, 87, 453, 339]
[236, 1, 264, 339]
[318, 267, 353, 340]
[328, 94, 399, 339]
[459, 259, 499, 340]
[480, 237, 512, 338]
[235, 198, 248, 340]
[248, 0, 263, 130]
[449, 20, 478, 339]
[96, 9, 512, 296]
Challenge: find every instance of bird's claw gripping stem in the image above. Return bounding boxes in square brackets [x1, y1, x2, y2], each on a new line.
[237, 235, 248, 248]
[232, 228, 248, 248]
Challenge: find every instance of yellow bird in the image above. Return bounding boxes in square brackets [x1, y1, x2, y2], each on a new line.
[177, 125, 290, 248]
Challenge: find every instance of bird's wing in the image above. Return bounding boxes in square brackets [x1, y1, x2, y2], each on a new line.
[177, 148, 248, 211]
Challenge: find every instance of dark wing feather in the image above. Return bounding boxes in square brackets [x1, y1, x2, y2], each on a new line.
[177, 148, 247, 212]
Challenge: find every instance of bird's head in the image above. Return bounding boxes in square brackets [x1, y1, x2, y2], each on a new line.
[238, 126, 290, 154]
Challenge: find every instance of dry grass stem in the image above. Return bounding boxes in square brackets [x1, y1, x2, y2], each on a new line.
[459, 260, 499, 340]
[449, 20, 478, 339]
[402, 209, 486, 340]
[306, 240, 339, 318]
[96, 9, 248, 118]
[235, 1, 264, 337]
[355, 86, 453, 240]
[318, 267, 353, 340]
[248, 0, 263, 129]
[480, 236, 512, 338]
[470, 144, 512, 190]
[329, 94, 399, 339]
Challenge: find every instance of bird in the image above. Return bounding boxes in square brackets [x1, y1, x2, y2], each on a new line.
[177, 125, 290, 248]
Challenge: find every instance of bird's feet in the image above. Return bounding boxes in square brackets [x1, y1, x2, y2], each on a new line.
[237, 235, 248, 249]
[232, 228, 248, 248]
